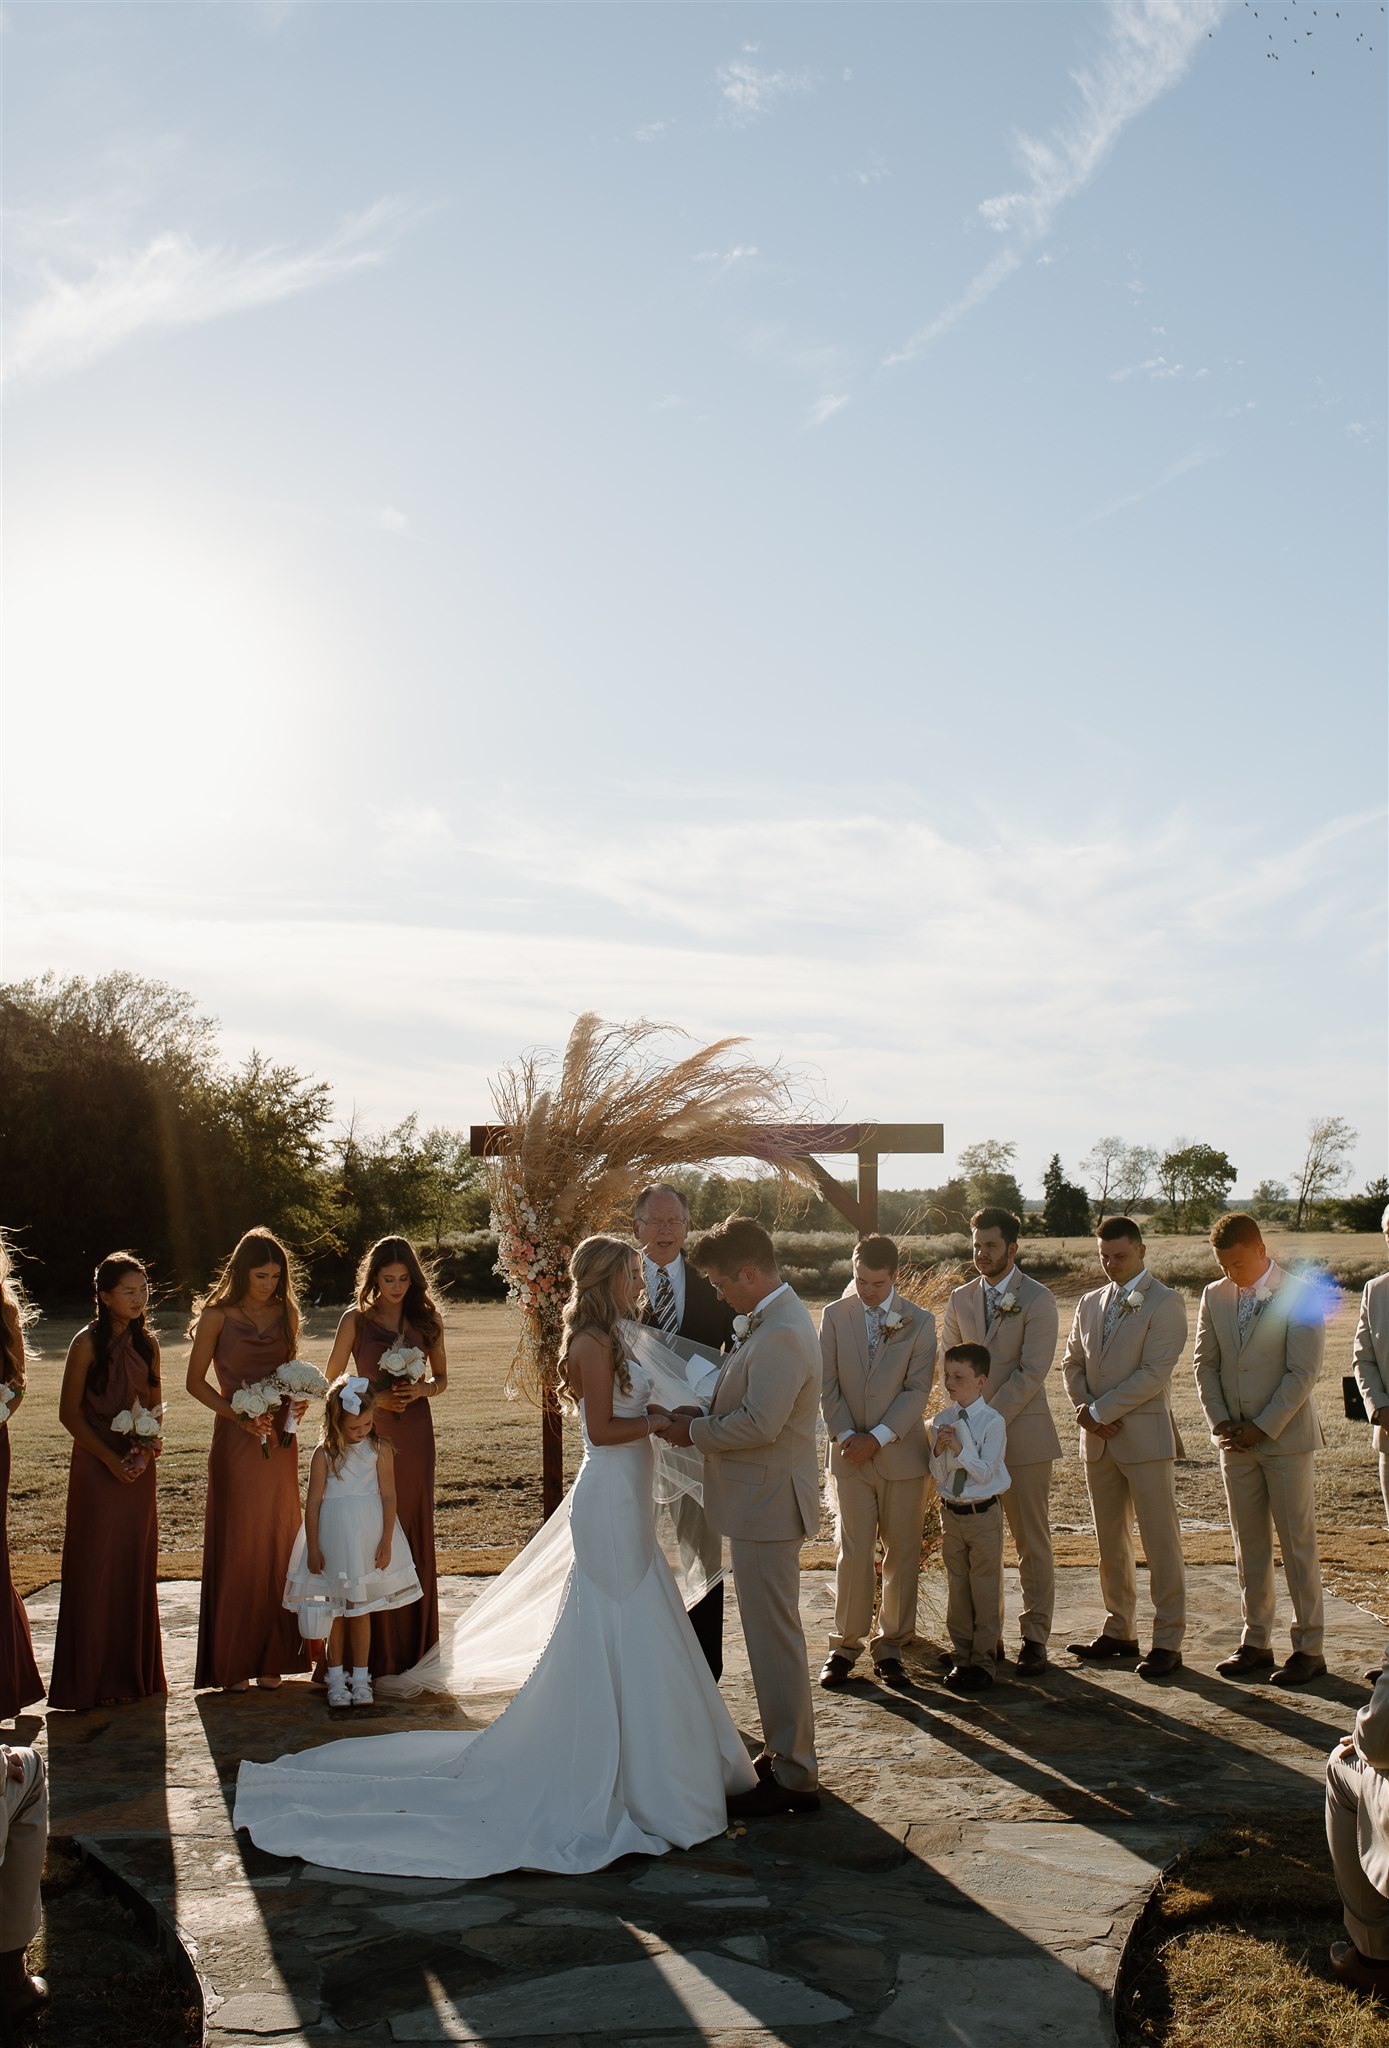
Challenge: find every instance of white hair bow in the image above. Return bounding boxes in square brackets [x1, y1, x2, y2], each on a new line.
[340, 1376, 371, 1416]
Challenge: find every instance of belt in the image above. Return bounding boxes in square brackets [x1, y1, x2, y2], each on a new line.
[942, 1495, 999, 1516]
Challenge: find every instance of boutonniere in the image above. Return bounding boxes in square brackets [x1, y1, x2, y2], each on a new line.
[994, 1292, 1020, 1317]
[1122, 1289, 1146, 1317]
[732, 1310, 763, 1346]
[881, 1309, 911, 1340]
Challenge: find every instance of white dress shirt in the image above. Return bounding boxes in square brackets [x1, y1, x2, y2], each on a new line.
[643, 1252, 687, 1328]
[1090, 1267, 1150, 1419]
[929, 1394, 1010, 1501]
[838, 1286, 900, 1450]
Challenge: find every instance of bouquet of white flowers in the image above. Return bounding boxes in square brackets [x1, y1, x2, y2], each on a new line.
[271, 1360, 331, 1447]
[0, 1384, 17, 1418]
[230, 1377, 283, 1459]
[375, 1346, 430, 1398]
[110, 1397, 163, 1474]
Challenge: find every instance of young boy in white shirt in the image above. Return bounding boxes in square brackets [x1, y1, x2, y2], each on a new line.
[930, 1344, 1011, 1693]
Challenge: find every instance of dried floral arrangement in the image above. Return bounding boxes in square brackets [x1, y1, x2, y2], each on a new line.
[483, 1013, 826, 1405]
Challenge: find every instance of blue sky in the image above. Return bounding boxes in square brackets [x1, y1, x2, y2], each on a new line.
[4, 1, 1385, 1200]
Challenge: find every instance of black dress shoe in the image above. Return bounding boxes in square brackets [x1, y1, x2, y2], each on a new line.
[944, 1662, 993, 1693]
[819, 1653, 855, 1689]
[727, 1776, 822, 1818]
[993, 1640, 1008, 1664]
[874, 1658, 909, 1688]
[1215, 1644, 1276, 1679]
[1015, 1641, 1048, 1676]
[1068, 1635, 1139, 1661]
[1270, 1650, 1328, 1688]
[1137, 1647, 1183, 1679]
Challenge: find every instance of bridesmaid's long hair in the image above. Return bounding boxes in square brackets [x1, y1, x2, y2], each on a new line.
[555, 1236, 637, 1409]
[0, 1231, 33, 1393]
[320, 1372, 378, 1478]
[191, 1227, 302, 1352]
[355, 1236, 444, 1350]
[88, 1252, 158, 1398]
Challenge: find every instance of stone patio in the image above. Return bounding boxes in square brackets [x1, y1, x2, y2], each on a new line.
[18, 1566, 1380, 2046]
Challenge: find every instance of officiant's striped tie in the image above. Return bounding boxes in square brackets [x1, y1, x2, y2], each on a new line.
[653, 1266, 680, 1340]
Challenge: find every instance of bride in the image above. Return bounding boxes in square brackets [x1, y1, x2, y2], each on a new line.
[233, 1235, 757, 1878]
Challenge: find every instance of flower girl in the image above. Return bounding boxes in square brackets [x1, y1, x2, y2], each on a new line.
[285, 1375, 421, 1707]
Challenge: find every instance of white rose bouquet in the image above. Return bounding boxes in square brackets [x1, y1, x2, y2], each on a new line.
[375, 1346, 430, 1401]
[271, 1360, 331, 1446]
[0, 1384, 17, 1419]
[110, 1397, 163, 1475]
[230, 1377, 282, 1459]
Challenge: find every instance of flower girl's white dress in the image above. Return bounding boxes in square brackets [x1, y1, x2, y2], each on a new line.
[283, 1439, 422, 1623]
[234, 1359, 756, 1876]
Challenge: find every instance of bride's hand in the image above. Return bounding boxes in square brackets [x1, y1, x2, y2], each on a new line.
[645, 1404, 673, 1438]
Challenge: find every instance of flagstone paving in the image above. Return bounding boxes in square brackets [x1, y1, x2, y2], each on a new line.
[19, 1566, 1381, 2047]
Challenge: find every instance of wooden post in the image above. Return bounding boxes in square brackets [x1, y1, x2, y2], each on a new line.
[542, 1387, 564, 1520]
[857, 1149, 880, 1233]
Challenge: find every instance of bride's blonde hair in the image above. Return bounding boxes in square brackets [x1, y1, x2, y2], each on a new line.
[554, 1235, 637, 1410]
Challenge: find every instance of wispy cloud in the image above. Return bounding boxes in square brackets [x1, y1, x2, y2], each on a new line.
[717, 57, 814, 127]
[885, 1, 1219, 368]
[1079, 446, 1217, 525]
[694, 244, 760, 280]
[805, 392, 850, 429]
[633, 120, 672, 144]
[370, 505, 409, 534]
[3, 197, 413, 386]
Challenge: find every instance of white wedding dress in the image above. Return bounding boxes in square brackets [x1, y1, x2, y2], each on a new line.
[233, 1358, 757, 1878]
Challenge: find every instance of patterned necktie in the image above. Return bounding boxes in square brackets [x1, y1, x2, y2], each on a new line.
[653, 1265, 680, 1340]
[983, 1283, 999, 1328]
[1102, 1285, 1126, 1346]
[867, 1308, 883, 1366]
[950, 1411, 969, 1495]
[1237, 1287, 1258, 1344]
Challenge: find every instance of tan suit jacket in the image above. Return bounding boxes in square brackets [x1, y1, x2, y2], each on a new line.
[1192, 1266, 1326, 1455]
[1354, 1669, 1389, 1896]
[1061, 1276, 1189, 1465]
[1353, 1273, 1389, 1454]
[689, 1286, 822, 1541]
[940, 1270, 1062, 1465]
[820, 1290, 936, 1482]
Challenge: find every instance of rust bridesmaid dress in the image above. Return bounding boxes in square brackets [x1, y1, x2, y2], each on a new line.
[48, 1331, 166, 1710]
[194, 1312, 309, 1689]
[352, 1314, 440, 1676]
[0, 1417, 44, 1721]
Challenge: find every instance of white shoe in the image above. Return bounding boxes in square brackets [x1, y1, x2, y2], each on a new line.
[348, 1673, 374, 1706]
[326, 1677, 351, 1708]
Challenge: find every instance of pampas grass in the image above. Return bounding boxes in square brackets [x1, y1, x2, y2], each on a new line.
[486, 1013, 830, 1403]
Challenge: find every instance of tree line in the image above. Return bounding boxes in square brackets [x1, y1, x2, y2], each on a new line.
[1, 973, 1380, 1302]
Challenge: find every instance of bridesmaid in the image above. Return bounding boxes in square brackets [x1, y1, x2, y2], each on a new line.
[188, 1228, 309, 1691]
[0, 1238, 43, 1722]
[325, 1236, 447, 1676]
[49, 1253, 166, 1710]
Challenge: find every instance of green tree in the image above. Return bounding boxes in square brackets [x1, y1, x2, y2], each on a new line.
[956, 1140, 1026, 1222]
[1251, 1178, 1293, 1225]
[1154, 1141, 1238, 1233]
[1291, 1114, 1358, 1230]
[1338, 1177, 1389, 1233]
[1041, 1155, 1092, 1237]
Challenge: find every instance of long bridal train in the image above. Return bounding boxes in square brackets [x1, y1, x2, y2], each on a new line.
[233, 1339, 756, 1879]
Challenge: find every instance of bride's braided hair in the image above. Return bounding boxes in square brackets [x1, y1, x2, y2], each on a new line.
[555, 1236, 636, 1410]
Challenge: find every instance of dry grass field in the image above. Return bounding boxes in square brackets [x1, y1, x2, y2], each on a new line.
[10, 1230, 1387, 1616]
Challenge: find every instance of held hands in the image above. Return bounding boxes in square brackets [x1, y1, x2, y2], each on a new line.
[4, 1753, 23, 1784]
[1076, 1405, 1123, 1440]
[238, 1412, 274, 1441]
[652, 1409, 696, 1449]
[107, 1451, 143, 1485]
[842, 1432, 880, 1466]
[1216, 1420, 1266, 1452]
[933, 1423, 960, 1455]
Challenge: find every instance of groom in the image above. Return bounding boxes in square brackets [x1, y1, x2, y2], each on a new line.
[657, 1216, 822, 1815]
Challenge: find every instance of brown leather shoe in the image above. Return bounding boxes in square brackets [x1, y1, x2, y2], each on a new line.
[1270, 1650, 1328, 1688]
[727, 1775, 822, 1818]
[1215, 1644, 1276, 1679]
[1137, 1647, 1183, 1680]
[1067, 1635, 1139, 1660]
[1330, 1940, 1389, 2003]
[819, 1653, 855, 1689]
[1015, 1641, 1048, 1676]
[944, 1662, 994, 1693]
[874, 1657, 910, 1689]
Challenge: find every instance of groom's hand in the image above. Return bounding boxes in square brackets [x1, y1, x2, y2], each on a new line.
[660, 1413, 695, 1448]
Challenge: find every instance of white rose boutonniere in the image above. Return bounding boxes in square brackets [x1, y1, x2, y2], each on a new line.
[881, 1309, 910, 1340]
[1122, 1289, 1146, 1317]
[995, 1292, 1021, 1317]
[732, 1310, 763, 1346]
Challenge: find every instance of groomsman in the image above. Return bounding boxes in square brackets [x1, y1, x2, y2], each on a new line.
[941, 1207, 1060, 1674]
[634, 1183, 735, 1677]
[819, 1235, 937, 1689]
[1062, 1217, 1189, 1679]
[1193, 1212, 1327, 1687]
[1350, 1202, 1389, 1683]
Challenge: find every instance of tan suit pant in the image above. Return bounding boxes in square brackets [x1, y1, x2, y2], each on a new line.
[1379, 1451, 1389, 1532]
[1001, 1458, 1055, 1646]
[1084, 1451, 1186, 1651]
[941, 1501, 1004, 1668]
[729, 1537, 819, 1791]
[0, 1750, 45, 1953]
[1220, 1445, 1324, 1655]
[828, 1466, 929, 1664]
[1326, 1747, 1389, 1960]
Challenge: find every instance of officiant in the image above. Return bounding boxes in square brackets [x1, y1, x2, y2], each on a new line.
[634, 1184, 735, 1677]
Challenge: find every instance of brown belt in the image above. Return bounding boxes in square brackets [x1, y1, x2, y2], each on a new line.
[943, 1495, 999, 1516]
